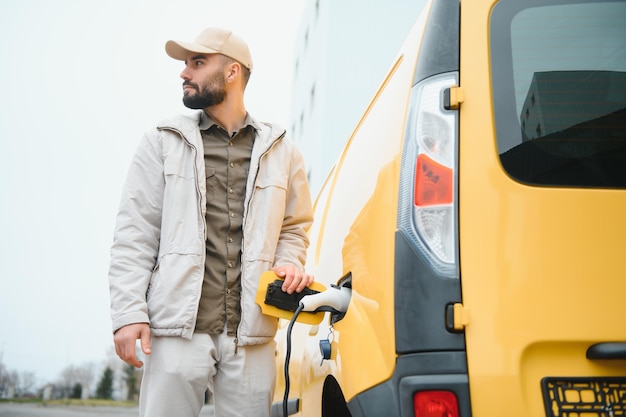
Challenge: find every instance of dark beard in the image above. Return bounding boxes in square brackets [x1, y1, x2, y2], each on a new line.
[182, 78, 226, 109]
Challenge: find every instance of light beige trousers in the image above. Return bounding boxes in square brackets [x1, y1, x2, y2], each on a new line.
[139, 331, 276, 417]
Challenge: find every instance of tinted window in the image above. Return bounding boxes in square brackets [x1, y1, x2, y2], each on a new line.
[491, 0, 626, 188]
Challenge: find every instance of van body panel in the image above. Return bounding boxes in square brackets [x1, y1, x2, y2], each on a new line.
[460, 0, 626, 415]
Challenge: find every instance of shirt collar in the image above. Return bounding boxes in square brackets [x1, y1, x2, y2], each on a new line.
[199, 111, 262, 134]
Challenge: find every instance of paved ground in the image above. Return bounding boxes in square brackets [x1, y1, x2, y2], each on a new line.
[0, 403, 215, 416]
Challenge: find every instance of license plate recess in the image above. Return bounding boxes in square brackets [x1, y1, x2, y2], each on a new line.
[542, 377, 626, 417]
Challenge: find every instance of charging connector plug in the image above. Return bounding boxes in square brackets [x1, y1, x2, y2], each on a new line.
[299, 284, 351, 314]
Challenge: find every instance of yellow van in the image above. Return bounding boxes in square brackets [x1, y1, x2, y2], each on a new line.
[270, 0, 626, 415]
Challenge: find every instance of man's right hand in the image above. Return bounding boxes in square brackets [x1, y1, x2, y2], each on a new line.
[113, 323, 152, 368]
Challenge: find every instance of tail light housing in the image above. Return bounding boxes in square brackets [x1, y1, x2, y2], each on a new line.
[398, 73, 459, 277]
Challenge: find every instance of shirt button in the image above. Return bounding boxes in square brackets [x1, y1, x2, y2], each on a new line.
[230, 212, 236, 218]
[227, 261, 234, 268]
[229, 142, 233, 147]
[229, 188, 234, 194]
[226, 289, 231, 294]
[230, 162, 235, 168]
[228, 237, 233, 243]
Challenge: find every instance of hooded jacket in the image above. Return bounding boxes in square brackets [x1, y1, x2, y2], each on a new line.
[108, 111, 313, 345]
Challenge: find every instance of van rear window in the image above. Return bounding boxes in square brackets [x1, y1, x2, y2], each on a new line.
[490, 0, 626, 188]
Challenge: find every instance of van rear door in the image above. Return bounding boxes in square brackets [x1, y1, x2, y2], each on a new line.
[460, 0, 626, 415]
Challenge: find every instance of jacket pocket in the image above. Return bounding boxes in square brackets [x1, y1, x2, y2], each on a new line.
[146, 252, 203, 332]
[163, 152, 195, 179]
[161, 153, 201, 251]
[256, 175, 288, 191]
[246, 176, 288, 261]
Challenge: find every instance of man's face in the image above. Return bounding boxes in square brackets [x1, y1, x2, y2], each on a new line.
[180, 54, 227, 109]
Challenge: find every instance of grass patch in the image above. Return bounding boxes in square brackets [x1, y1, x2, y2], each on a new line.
[0, 398, 137, 407]
[44, 399, 138, 407]
[0, 398, 43, 404]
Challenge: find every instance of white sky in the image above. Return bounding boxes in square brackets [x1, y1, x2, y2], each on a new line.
[0, 0, 305, 385]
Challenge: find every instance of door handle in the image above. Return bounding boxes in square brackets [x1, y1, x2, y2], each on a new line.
[586, 342, 626, 360]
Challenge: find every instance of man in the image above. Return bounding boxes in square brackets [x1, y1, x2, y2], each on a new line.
[108, 27, 314, 417]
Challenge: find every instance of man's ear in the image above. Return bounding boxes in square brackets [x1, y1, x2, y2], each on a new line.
[226, 62, 240, 82]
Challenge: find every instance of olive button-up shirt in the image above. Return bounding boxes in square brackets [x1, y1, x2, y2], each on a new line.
[195, 112, 259, 336]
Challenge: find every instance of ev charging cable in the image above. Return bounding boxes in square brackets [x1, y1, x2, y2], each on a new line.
[282, 285, 352, 417]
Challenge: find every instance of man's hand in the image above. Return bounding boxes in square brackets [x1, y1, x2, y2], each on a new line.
[272, 264, 314, 294]
[113, 323, 151, 368]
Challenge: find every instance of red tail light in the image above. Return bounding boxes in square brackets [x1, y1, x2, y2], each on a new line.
[414, 390, 460, 417]
[414, 154, 453, 206]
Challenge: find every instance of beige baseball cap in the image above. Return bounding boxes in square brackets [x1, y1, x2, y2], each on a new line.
[165, 27, 253, 71]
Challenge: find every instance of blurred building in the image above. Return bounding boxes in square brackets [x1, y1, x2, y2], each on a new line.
[290, 0, 426, 197]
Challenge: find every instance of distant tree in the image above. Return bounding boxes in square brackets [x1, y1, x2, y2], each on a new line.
[56, 365, 78, 398]
[74, 363, 95, 399]
[7, 370, 19, 398]
[0, 363, 9, 398]
[17, 371, 36, 397]
[70, 383, 82, 399]
[50, 362, 95, 400]
[95, 367, 114, 400]
[122, 364, 139, 401]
